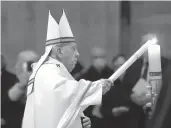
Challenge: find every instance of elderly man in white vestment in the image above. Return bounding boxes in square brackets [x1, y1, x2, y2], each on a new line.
[22, 10, 113, 128]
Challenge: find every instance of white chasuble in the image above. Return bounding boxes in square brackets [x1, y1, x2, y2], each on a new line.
[22, 58, 102, 128]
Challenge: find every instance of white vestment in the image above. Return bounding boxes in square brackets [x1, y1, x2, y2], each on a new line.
[22, 57, 102, 128]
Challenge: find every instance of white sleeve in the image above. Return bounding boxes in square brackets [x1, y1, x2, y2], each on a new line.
[53, 78, 102, 107]
[53, 76, 102, 109]
[79, 79, 102, 108]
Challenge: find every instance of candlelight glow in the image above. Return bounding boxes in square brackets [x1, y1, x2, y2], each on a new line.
[109, 36, 156, 82]
[150, 37, 158, 45]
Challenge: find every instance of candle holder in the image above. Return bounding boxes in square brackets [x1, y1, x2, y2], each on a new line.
[145, 42, 161, 118]
[145, 72, 162, 117]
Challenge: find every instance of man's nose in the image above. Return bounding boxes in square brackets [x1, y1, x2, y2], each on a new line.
[76, 52, 80, 58]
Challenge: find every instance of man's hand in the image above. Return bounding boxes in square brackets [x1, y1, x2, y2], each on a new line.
[131, 92, 151, 106]
[92, 105, 103, 119]
[8, 82, 26, 101]
[82, 116, 91, 128]
[100, 79, 113, 95]
[17, 72, 30, 86]
[1, 118, 6, 126]
[112, 106, 129, 117]
[131, 78, 152, 106]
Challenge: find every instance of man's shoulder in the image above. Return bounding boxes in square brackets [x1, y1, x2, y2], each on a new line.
[2, 70, 18, 82]
[104, 66, 113, 74]
[1, 70, 18, 89]
[38, 63, 61, 75]
[161, 57, 170, 65]
[34, 63, 63, 86]
[43, 63, 61, 68]
[3, 70, 16, 77]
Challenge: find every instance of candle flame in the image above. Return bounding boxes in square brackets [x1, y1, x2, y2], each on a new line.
[149, 37, 158, 45]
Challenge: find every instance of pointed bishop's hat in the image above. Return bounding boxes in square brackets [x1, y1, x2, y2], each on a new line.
[46, 9, 75, 46]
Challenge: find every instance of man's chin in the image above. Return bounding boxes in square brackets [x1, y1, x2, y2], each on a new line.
[69, 64, 76, 73]
[72, 64, 76, 70]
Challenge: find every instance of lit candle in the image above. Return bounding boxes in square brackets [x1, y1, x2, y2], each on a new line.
[148, 44, 161, 74]
[109, 38, 157, 83]
[147, 44, 162, 106]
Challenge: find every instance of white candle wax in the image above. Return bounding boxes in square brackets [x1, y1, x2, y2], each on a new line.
[109, 38, 157, 83]
[147, 44, 162, 107]
[148, 44, 161, 73]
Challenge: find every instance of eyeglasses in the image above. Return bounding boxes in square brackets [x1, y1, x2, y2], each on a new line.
[92, 55, 105, 59]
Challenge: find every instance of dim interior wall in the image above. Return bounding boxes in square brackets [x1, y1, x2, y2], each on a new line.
[130, 1, 171, 60]
[1, 1, 120, 72]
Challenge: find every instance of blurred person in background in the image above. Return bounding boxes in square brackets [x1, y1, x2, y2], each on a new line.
[81, 46, 113, 128]
[1, 50, 39, 128]
[71, 61, 84, 80]
[120, 34, 170, 128]
[1, 53, 18, 128]
[111, 54, 126, 81]
[101, 54, 130, 128]
[10, 50, 40, 103]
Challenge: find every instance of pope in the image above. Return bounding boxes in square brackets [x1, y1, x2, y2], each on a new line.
[22, 9, 113, 128]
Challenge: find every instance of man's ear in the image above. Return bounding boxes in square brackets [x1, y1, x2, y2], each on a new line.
[57, 48, 63, 57]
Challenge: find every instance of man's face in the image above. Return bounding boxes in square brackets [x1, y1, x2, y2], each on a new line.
[60, 42, 80, 72]
[91, 47, 107, 71]
[113, 56, 126, 71]
[92, 55, 107, 70]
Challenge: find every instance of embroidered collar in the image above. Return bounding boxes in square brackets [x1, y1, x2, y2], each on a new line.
[45, 57, 74, 80]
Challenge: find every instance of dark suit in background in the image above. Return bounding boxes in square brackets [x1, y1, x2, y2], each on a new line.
[117, 56, 170, 128]
[101, 78, 130, 128]
[145, 62, 171, 128]
[1, 69, 25, 128]
[80, 66, 113, 128]
[71, 61, 84, 80]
